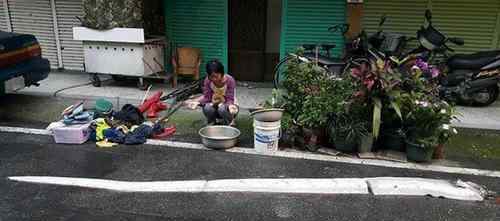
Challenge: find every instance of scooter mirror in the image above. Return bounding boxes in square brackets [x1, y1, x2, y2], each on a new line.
[448, 37, 465, 46]
[425, 10, 432, 21]
[379, 14, 387, 27]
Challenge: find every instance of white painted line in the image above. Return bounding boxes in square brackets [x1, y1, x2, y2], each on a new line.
[205, 178, 368, 194]
[366, 177, 487, 201]
[2, 126, 500, 178]
[8, 176, 368, 194]
[8, 176, 206, 193]
[146, 139, 208, 151]
[0, 126, 52, 136]
[7, 176, 487, 201]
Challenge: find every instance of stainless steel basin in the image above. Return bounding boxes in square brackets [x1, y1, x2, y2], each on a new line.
[250, 108, 284, 122]
[199, 126, 240, 149]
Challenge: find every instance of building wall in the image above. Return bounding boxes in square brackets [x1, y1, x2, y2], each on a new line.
[264, 0, 282, 81]
[265, 0, 282, 53]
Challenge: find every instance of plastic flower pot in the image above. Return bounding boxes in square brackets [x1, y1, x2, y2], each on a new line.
[358, 134, 374, 153]
[379, 132, 406, 151]
[406, 140, 435, 163]
[334, 139, 358, 153]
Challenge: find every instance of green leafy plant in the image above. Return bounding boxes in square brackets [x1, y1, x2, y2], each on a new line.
[400, 91, 457, 148]
[263, 89, 286, 109]
[328, 113, 369, 145]
[349, 58, 403, 138]
[398, 58, 457, 148]
[281, 52, 354, 129]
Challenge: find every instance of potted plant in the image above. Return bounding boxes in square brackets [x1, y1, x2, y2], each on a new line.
[398, 58, 456, 162]
[401, 92, 456, 162]
[278, 52, 355, 151]
[328, 113, 369, 153]
[349, 58, 404, 140]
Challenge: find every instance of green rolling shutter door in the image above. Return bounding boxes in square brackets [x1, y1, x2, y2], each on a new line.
[431, 0, 500, 53]
[280, 0, 346, 59]
[363, 0, 428, 37]
[165, 0, 228, 75]
[363, 0, 500, 54]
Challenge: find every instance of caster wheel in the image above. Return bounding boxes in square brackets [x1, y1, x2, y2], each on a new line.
[91, 74, 101, 87]
[137, 79, 151, 90]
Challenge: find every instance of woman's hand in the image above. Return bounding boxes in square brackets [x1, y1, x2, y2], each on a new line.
[186, 101, 200, 110]
[228, 104, 238, 115]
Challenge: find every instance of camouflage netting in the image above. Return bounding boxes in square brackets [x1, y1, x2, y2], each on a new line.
[82, 0, 144, 30]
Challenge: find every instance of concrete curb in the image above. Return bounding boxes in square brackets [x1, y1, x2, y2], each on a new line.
[1, 126, 500, 178]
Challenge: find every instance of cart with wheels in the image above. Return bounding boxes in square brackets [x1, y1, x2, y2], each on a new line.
[73, 27, 172, 90]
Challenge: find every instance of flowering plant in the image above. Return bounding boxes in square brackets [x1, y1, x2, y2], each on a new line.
[400, 91, 457, 148]
[412, 58, 440, 79]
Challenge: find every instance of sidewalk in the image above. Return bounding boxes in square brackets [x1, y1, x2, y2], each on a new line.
[20, 71, 273, 110]
[19, 71, 500, 130]
[1, 89, 499, 172]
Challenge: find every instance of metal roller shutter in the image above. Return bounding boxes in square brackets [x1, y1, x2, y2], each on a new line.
[55, 0, 84, 70]
[280, 0, 346, 58]
[363, 0, 500, 54]
[363, 0, 428, 38]
[8, 0, 58, 68]
[165, 0, 228, 74]
[431, 0, 500, 54]
[1, 0, 8, 31]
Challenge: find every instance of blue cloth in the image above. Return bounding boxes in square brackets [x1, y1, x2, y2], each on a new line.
[124, 124, 153, 145]
[103, 128, 126, 144]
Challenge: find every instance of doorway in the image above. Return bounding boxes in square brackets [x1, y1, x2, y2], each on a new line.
[228, 0, 282, 82]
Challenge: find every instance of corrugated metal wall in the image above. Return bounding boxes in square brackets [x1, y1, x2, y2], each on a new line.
[165, 0, 228, 74]
[431, 0, 500, 53]
[280, 0, 346, 58]
[55, 0, 84, 70]
[363, 0, 500, 54]
[363, 0, 428, 37]
[0, 0, 7, 31]
[8, 0, 58, 68]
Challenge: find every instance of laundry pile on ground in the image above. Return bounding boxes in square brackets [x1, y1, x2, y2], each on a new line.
[47, 91, 177, 147]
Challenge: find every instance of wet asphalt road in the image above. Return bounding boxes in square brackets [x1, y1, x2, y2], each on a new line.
[0, 132, 499, 221]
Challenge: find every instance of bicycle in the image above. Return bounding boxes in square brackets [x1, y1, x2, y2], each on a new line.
[273, 23, 370, 89]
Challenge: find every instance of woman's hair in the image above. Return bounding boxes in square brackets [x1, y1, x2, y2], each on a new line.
[206, 59, 225, 76]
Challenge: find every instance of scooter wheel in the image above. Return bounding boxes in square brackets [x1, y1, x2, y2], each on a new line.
[471, 86, 499, 107]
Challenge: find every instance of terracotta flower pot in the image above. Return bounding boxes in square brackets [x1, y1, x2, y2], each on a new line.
[432, 144, 445, 159]
[302, 127, 324, 152]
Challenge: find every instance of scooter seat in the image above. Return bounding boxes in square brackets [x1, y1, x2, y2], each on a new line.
[447, 50, 500, 70]
[303, 53, 344, 66]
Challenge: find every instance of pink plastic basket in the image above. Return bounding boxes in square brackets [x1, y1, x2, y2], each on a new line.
[52, 123, 91, 144]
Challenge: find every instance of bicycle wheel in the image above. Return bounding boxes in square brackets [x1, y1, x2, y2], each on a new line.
[342, 57, 370, 76]
[273, 55, 295, 89]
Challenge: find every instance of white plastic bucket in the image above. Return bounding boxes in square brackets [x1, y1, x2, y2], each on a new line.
[253, 120, 281, 152]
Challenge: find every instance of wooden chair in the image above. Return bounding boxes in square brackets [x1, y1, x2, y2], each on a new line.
[171, 47, 201, 88]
